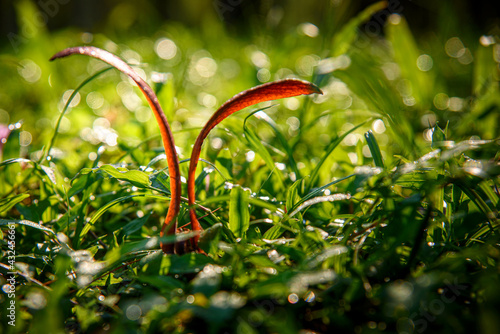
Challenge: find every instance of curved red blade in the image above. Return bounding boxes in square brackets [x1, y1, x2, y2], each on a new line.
[187, 79, 322, 244]
[51, 46, 181, 254]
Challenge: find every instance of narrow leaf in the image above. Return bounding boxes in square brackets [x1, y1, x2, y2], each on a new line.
[386, 14, 433, 107]
[308, 121, 367, 187]
[286, 179, 304, 213]
[42, 67, 113, 163]
[0, 194, 30, 214]
[292, 174, 355, 212]
[229, 186, 250, 238]
[287, 193, 351, 218]
[98, 165, 150, 188]
[123, 212, 152, 235]
[0, 219, 55, 234]
[332, 1, 388, 56]
[365, 130, 385, 168]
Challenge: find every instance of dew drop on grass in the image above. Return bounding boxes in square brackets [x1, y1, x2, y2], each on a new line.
[423, 128, 433, 142]
[479, 35, 495, 47]
[388, 13, 401, 25]
[372, 119, 386, 133]
[347, 152, 358, 165]
[298, 22, 319, 38]
[275, 163, 286, 171]
[245, 150, 255, 162]
[362, 145, 372, 158]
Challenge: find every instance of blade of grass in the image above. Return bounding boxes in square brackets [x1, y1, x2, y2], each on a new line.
[41, 66, 113, 164]
[331, 1, 388, 56]
[386, 14, 433, 108]
[287, 193, 351, 219]
[251, 107, 302, 178]
[229, 186, 250, 238]
[292, 174, 355, 213]
[365, 130, 385, 168]
[308, 120, 368, 188]
[0, 219, 55, 235]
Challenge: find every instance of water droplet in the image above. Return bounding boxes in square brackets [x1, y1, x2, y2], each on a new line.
[126, 304, 142, 321]
[304, 291, 316, 303]
[298, 22, 319, 38]
[288, 293, 299, 304]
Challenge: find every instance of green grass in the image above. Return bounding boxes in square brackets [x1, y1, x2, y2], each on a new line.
[1, 2, 500, 333]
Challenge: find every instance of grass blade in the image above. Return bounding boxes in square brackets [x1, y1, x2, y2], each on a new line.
[308, 121, 367, 188]
[41, 67, 113, 163]
[229, 186, 250, 238]
[0, 219, 55, 234]
[365, 130, 385, 168]
[331, 1, 388, 56]
[287, 193, 351, 218]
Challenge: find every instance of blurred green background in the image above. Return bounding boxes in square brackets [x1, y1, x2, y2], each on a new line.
[1, 0, 499, 168]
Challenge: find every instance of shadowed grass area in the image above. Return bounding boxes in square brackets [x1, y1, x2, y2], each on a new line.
[1, 1, 500, 333]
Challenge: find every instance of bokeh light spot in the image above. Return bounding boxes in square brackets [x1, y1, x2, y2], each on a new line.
[416, 54, 433, 71]
[155, 38, 177, 60]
